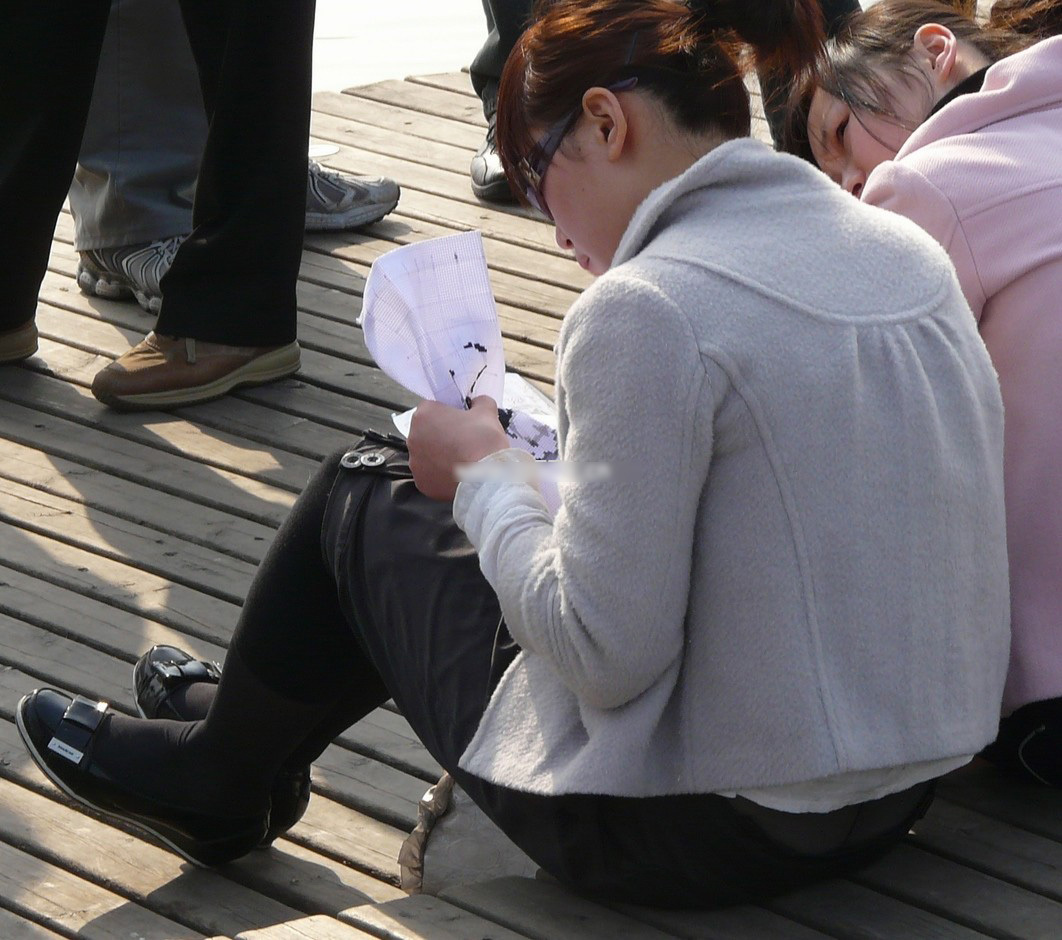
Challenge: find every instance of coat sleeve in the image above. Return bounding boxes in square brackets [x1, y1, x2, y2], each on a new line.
[863, 161, 988, 321]
[453, 273, 716, 710]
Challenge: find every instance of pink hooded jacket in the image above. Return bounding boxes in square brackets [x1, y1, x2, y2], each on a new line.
[863, 36, 1062, 713]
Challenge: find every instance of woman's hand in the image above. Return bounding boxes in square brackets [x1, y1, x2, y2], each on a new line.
[408, 396, 510, 501]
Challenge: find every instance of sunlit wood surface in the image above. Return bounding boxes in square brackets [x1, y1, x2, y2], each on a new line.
[0, 71, 1058, 939]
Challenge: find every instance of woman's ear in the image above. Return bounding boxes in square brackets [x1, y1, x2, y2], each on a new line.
[912, 24, 959, 87]
[581, 87, 629, 162]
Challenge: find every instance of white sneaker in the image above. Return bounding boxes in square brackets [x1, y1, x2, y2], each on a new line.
[305, 160, 400, 231]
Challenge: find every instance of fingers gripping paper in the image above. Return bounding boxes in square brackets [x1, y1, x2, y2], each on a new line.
[359, 231, 559, 466]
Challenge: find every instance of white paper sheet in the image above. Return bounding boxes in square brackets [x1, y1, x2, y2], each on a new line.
[359, 230, 505, 408]
[360, 231, 562, 512]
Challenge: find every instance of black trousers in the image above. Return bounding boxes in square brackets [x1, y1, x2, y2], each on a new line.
[233, 437, 934, 909]
[0, 0, 312, 345]
[469, 0, 533, 111]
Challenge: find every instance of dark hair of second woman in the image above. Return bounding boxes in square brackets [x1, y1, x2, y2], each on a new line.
[988, 0, 1062, 39]
[782, 0, 1039, 160]
[495, 0, 825, 208]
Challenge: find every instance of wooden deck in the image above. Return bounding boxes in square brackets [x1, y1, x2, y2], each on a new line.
[1, 71, 1060, 939]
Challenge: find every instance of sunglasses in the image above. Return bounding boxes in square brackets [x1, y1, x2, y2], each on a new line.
[517, 76, 638, 221]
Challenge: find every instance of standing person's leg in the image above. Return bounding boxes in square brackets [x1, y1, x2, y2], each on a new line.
[0, 1, 111, 364]
[468, 0, 533, 202]
[89, 0, 315, 410]
[72, 0, 204, 315]
[72, 0, 400, 318]
[758, 0, 861, 146]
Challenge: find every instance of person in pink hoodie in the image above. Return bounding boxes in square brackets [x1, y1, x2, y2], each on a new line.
[787, 0, 1062, 787]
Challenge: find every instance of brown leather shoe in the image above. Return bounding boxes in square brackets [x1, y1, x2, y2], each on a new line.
[0, 321, 38, 364]
[91, 331, 300, 410]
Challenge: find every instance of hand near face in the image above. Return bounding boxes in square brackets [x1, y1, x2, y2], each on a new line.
[407, 396, 510, 501]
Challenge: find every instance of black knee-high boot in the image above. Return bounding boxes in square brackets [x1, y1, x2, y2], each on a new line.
[53, 451, 382, 820]
[122, 448, 392, 841]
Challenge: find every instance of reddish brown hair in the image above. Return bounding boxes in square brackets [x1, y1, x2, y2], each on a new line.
[496, 0, 825, 207]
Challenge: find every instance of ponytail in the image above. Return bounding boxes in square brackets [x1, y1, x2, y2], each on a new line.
[687, 0, 826, 74]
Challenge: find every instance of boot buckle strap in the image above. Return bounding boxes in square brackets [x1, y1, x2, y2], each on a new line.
[47, 696, 108, 767]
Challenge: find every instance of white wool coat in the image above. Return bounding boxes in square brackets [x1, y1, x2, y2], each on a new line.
[454, 139, 1010, 797]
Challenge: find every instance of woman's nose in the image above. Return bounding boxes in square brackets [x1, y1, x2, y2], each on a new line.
[555, 227, 573, 251]
[841, 165, 865, 199]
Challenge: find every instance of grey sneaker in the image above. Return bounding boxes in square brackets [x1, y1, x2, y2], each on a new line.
[305, 160, 400, 231]
[77, 235, 184, 316]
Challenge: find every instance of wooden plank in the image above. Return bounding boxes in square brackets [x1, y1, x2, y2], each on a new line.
[1, 529, 240, 646]
[0, 561, 226, 672]
[909, 799, 1062, 902]
[938, 762, 1062, 842]
[0, 840, 205, 940]
[3, 347, 317, 495]
[32, 285, 417, 419]
[52, 208, 572, 362]
[234, 915, 374, 939]
[767, 879, 988, 939]
[46, 249, 560, 398]
[0, 436, 275, 565]
[284, 795, 405, 884]
[313, 92, 483, 149]
[335, 708, 443, 783]
[440, 877, 681, 940]
[344, 894, 533, 939]
[302, 222, 584, 317]
[311, 744, 423, 831]
[300, 232, 579, 332]
[0, 617, 424, 834]
[0, 474, 255, 604]
[617, 902, 833, 940]
[855, 842, 1062, 939]
[404, 72, 478, 98]
[0, 665, 404, 915]
[230, 837, 406, 910]
[0, 388, 297, 529]
[343, 80, 486, 126]
[0, 776, 307, 939]
[309, 111, 474, 177]
[32, 294, 415, 418]
[0, 611, 148, 711]
[0, 906, 67, 940]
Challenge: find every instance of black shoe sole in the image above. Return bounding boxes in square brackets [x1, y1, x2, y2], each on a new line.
[16, 691, 266, 867]
[471, 176, 517, 203]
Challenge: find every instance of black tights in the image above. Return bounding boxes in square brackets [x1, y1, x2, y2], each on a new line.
[92, 451, 388, 818]
[225, 449, 388, 755]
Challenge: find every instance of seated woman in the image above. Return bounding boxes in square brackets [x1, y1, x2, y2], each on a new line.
[787, 0, 1062, 788]
[16, 0, 1011, 908]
